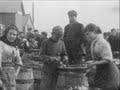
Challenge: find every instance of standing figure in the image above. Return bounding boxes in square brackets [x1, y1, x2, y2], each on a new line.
[64, 10, 87, 65]
[0, 24, 22, 90]
[37, 31, 48, 48]
[103, 32, 109, 41]
[26, 28, 33, 38]
[22, 33, 38, 65]
[85, 23, 120, 90]
[39, 26, 68, 90]
[108, 29, 117, 52]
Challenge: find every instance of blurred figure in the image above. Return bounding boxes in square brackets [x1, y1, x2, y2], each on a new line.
[26, 28, 33, 38]
[97, 26, 102, 34]
[16, 32, 26, 49]
[22, 33, 38, 65]
[108, 29, 119, 52]
[85, 23, 119, 90]
[36, 31, 48, 48]
[64, 10, 87, 65]
[23, 33, 38, 53]
[103, 32, 109, 40]
[111, 28, 117, 36]
[39, 26, 68, 90]
[0, 24, 22, 90]
[34, 29, 39, 35]
[16, 32, 26, 56]
[41, 31, 48, 39]
[34, 29, 42, 49]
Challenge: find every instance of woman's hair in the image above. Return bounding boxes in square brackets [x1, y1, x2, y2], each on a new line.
[27, 33, 36, 41]
[85, 23, 102, 34]
[97, 26, 102, 34]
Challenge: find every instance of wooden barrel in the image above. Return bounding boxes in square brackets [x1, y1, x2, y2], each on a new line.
[33, 62, 43, 90]
[16, 67, 34, 90]
[57, 66, 89, 90]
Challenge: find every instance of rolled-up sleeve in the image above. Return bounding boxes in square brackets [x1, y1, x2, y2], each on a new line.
[14, 47, 23, 65]
[97, 41, 113, 61]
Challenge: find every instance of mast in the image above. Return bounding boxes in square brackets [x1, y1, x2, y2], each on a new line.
[32, 1, 34, 29]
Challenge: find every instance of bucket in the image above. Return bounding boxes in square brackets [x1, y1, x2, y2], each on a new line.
[57, 66, 89, 90]
[16, 67, 34, 90]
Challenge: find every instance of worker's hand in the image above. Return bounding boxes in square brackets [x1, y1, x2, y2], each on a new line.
[49, 57, 58, 62]
[85, 61, 95, 69]
[50, 57, 61, 66]
[31, 56, 40, 61]
[62, 56, 68, 64]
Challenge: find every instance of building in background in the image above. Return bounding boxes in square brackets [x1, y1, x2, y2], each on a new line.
[0, 1, 33, 33]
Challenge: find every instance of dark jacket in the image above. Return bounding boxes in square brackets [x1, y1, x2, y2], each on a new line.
[108, 35, 120, 52]
[64, 22, 87, 44]
[40, 38, 67, 73]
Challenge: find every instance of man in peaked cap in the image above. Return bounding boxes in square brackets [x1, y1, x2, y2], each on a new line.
[64, 10, 87, 65]
[68, 10, 77, 17]
[39, 25, 68, 90]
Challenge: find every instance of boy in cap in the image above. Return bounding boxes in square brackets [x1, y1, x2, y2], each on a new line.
[39, 26, 68, 90]
[64, 10, 87, 65]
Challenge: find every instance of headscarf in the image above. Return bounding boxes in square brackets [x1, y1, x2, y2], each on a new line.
[26, 33, 36, 41]
[1, 24, 19, 47]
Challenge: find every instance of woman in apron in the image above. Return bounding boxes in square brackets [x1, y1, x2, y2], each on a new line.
[0, 24, 22, 90]
[85, 23, 120, 90]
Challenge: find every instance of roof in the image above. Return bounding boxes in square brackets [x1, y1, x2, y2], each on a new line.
[0, 0, 25, 15]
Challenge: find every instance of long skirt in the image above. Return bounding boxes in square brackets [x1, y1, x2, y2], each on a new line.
[95, 61, 120, 90]
[1, 67, 16, 90]
[39, 72, 58, 90]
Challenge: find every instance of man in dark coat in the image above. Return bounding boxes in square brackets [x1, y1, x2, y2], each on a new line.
[108, 29, 119, 52]
[64, 10, 87, 65]
[39, 26, 68, 90]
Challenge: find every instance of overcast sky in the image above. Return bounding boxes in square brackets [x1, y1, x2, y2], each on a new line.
[23, 0, 119, 36]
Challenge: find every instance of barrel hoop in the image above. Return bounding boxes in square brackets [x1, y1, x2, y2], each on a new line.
[59, 72, 85, 78]
[34, 79, 41, 83]
[33, 68, 41, 71]
[57, 85, 71, 89]
[16, 79, 34, 84]
[20, 68, 33, 72]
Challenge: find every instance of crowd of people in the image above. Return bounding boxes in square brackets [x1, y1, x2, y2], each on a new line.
[103, 29, 120, 53]
[0, 10, 119, 90]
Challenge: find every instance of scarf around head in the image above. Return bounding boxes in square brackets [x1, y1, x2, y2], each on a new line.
[1, 36, 17, 47]
[1, 24, 19, 47]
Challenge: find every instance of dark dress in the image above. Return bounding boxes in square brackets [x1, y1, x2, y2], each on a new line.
[91, 36, 120, 90]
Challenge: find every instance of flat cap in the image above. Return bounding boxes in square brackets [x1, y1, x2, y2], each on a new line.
[68, 10, 77, 17]
[41, 31, 48, 37]
[52, 26, 64, 36]
[34, 29, 38, 32]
